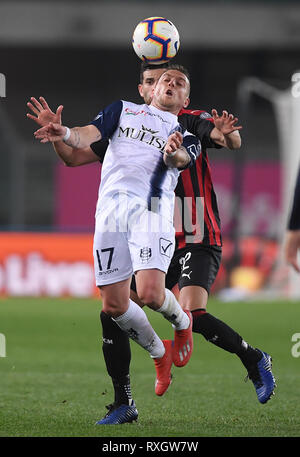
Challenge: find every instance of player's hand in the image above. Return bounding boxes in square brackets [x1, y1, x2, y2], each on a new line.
[34, 122, 67, 143]
[27, 97, 63, 127]
[165, 131, 183, 155]
[211, 109, 242, 135]
[284, 230, 300, 273]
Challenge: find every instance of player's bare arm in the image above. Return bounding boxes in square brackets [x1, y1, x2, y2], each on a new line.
[28, 96, 100, 167]
[34, 122, 101, 151]
[164, 131, 191, 168]
[210, 109, 242, 149]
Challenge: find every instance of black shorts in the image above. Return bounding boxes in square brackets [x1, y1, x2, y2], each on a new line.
[131, 244, 222, 295]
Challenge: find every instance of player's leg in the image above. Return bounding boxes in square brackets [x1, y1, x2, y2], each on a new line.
[100, 276, 164, 357]
[98, 276, 173, 424]
[97, 277, 147, 424]
[177, 244, 276, 403]
[94, 209, 166, 359]
[99, 277, 133, 421]
[93, 208, 138, 424]
[134, 268, 191, 394]
[130, 209, 193, 370]
[100, 310, 132, 406]
[104, 277, 175, 398]
[135, 268, 189, 326]
[179, 284, 261, 364]
[94, 212, 168, 423]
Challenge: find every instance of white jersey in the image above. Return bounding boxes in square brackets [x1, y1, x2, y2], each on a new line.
[90, 100, 200, 223]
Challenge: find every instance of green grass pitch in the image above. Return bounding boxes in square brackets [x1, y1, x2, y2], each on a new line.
[0, 296, 299, 437]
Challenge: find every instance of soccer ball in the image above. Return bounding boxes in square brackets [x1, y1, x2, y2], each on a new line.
[132, 17, 180, 65]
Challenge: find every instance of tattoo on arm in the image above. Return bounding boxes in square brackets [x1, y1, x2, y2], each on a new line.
[179, 147, 191, 167]
[64, 127, 81, 148]
[64, 126, 101, 149]
[73, 128, 81, 148]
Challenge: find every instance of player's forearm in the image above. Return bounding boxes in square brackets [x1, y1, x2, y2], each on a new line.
[223, 130, 241, 149]
[52, 140, 76, 166]
[164, 147, 191, 169]
[210, 127, 241, 150]
[63, 125, 102, 149]
[52, 141, 99, 167]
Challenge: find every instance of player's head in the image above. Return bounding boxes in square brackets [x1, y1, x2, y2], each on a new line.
[151, 65, 190, 114]
[166, 63, 190, 93]
[138, 62, 170, 104]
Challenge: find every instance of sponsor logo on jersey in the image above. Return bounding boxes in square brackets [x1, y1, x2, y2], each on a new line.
[124, 107, 171, 124]
[141, 124, 159, 135]
[118, 125, 167, 153]
[98, 267, 119, 276]
[199, 111, 212, 119]
[179, 251, 193, 280]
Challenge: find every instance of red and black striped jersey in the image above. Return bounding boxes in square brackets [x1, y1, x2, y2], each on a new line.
[90, 108, 222, 248]
[175, 108, 222, 248]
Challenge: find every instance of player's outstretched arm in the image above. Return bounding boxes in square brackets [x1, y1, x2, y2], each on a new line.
[210, 109, 242, 149]
[27, 96, 100, 167]
[164, 132, 191, 169]
[34, 122, 101, 150]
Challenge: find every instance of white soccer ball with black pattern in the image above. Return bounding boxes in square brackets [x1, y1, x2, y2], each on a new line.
[132, 17, 180, 65]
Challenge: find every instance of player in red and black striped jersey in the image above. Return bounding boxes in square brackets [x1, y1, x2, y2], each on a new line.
[27, 63, 275, 423]
[175, 108, 222, 248]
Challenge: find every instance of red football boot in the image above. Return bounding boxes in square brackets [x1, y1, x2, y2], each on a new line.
[153, 340, 173, 396]
[173, 310, 193, 367]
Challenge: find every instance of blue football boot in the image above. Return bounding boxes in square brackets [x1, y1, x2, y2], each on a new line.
[96, 400, 138, 425]
[246, 350, 276, 404]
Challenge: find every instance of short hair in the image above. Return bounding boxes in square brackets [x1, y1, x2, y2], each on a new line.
[167, 63, 190, 82]
[139, 61, 190, 85]
[139, 62, 170, 84]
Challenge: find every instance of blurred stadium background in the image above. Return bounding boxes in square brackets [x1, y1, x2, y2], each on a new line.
[1, 0, 300, 300]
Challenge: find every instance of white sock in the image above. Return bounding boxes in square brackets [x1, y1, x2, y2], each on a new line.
[112, 299, 165, 359]
[156, 288, 189, 330]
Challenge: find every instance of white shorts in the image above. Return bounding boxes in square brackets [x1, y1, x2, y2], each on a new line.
[93, 201, 175, 286]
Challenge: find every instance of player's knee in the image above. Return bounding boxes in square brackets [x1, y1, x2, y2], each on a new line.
[102, 299, 126, 317]
[130, 290, 145, 308]
[137, 286, 164, 308]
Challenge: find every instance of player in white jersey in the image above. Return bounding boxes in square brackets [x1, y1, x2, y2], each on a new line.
[34, 68, 199, 419]
[91, 99, 200, 286]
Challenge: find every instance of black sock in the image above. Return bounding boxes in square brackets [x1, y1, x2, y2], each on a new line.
[191, 309, 261, 370]
[100, 311, 132, 405]
[112, 375, 133, 406]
